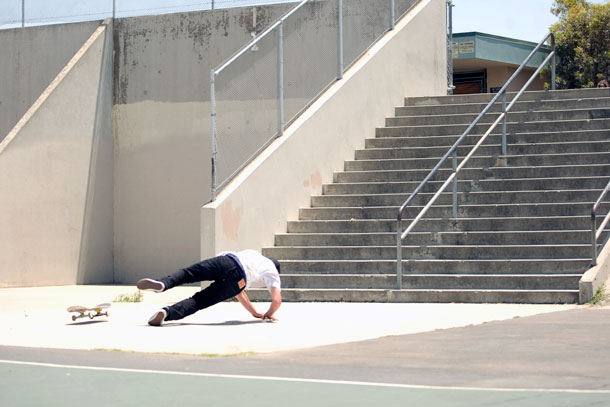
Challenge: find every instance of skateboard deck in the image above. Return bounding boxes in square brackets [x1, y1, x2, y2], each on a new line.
[67, 303, 111, 321]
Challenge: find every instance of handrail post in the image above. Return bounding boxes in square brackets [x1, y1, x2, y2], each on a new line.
[278, 22, 284, 137]
[452, 150, 457, 218]
[501, 92, 507, 156]
[338, 0, 343, 80]
[591, 212, 597, 267]
[396, 219, 402, 289]
[210, 69, 217, 201]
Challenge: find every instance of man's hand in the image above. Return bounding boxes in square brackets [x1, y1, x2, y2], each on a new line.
[263, 287, 282, 321]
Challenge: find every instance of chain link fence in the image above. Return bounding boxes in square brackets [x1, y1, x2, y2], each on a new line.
[0, 0, 297, 28]
[211, 0, 419, 199]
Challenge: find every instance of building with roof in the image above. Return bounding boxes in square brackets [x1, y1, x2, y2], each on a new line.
[452, 32, 552, 94]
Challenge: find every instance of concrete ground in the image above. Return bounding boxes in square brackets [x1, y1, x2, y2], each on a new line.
[0, 285, 588, 355]
[1, 285, 610, 406]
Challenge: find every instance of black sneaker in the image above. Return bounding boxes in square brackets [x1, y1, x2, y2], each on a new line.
[137, 278, 165, 293]
[148, 309, 168, 326]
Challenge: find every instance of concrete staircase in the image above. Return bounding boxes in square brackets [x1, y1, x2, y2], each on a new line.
[258, 88, 610, 303]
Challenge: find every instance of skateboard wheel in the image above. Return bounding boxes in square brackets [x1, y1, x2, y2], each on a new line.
[88, 313, 94, 319]
[72, 315, 77, 322]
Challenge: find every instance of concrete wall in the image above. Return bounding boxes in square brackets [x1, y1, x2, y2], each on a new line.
[112, 6, 292, 283]
[580, 240, 610, 304]
[0, 21, 114, 287]
[0, 21, 101, 143]
[487, 66, 546, 92]
[200, 0, 447, 258]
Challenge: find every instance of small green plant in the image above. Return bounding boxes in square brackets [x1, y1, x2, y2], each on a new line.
[589, 284, 608, 305]
[113, 290, 143, 303]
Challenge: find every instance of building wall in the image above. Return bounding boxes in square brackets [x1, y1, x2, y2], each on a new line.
[487, 65, 546, 92]
[0, 21, 101, 143]
[112, 6, 293, 283]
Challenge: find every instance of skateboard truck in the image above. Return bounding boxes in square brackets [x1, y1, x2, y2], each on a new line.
[67, 303, 111, 321]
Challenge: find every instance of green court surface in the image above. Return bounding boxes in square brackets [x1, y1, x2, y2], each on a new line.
[2, 361, 610, 407]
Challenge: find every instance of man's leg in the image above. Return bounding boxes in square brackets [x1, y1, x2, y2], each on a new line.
[139, 256, 232, 292]
[165, 275, 243, 321]
[148, 256, 244, 325]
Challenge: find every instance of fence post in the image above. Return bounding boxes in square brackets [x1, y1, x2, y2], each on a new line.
[337, 0, 343, 80]
[447, 0, 454, 95]
[210, 69, 217, 201]
[278, 22, 284, 137]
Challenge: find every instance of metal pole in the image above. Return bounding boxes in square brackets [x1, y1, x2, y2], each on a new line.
[212, 0, 215, 10]
[210, 69, 217, 201]
[22, 0, 25, 27]
[396, 220, 402, 289]
[501, 92, 507, 156]
[278, 23, 284, 137]
[591, 215, 597, 266]
[113, 0, 116, 20]
[390, 0, 395, 30]
[337, 0, 343, 80]
[447, 0, 454, 94]
[452, 150, 457, 218]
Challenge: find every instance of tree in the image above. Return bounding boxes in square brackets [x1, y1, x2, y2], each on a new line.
[550, 0, 610, 88]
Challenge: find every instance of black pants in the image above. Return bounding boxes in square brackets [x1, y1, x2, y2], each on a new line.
[158, 255, 245, 321]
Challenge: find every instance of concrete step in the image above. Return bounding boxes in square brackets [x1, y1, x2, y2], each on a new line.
[386, 107, 610, 127]
[366, 129, 610, 149]
[311, 189, 604, 207]
[395, 96, 610, 116]
[376, 118, 610, 138]
[355, 140, 609, 160]
[274, 230, 596, 246]
[267, 259, 590, 275]
[402, 88, 610, 106]
[285, 216, 594, 233]
[278, 273, 581, 290]
[246, 288, 579, 304]
[323, 176, 610, 195]
[298, 202, 608, 220]
[334, 164, 610, 183]
[264, 245, 591, 260]
[345, 152, 610, 171]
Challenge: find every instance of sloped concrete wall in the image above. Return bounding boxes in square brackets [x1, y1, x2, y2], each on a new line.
[0, 21, 114, 287]
[0, 21, 101, 143]
[201, 0, 447, 258]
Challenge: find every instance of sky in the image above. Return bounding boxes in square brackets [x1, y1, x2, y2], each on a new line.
[0, 0, 607, 42]
[452, 0, 607, 43]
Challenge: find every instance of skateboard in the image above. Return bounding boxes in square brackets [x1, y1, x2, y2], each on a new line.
[67, 303, 111, 321]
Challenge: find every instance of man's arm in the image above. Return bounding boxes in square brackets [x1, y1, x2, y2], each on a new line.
[235, 291, 263, 318]
[263, 287, 282, 320]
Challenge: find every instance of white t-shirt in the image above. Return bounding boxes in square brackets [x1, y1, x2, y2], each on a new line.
[219, 250, 281, 292]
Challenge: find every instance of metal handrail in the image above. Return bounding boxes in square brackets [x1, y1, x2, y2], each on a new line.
[591, 179, 610, 266]
[395, 32, 556, 289]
